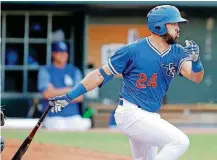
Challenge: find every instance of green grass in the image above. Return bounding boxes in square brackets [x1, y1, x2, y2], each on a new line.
[1, 129, 131, 156]
[2, 130, 217, 160]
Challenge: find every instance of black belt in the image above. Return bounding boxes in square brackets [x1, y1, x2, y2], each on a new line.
[118, 99, 141, 108]
[118, 99, 123, 106]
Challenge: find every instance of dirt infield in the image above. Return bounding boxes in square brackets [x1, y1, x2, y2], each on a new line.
[2, 139, 131, 160]
[2, 128, 217, 160]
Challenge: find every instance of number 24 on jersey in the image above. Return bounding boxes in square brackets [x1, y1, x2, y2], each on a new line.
[136, 73, 157, 89]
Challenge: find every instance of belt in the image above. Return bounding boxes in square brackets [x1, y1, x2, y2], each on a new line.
[118, 99, 123, 106]
[118, 99, 141, 109]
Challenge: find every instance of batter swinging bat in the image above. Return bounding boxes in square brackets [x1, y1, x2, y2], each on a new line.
[11, 104, 53, 160]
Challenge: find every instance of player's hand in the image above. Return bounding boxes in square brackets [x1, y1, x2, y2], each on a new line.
[184, 40, 200, 62]
[48, 94, 72, 113]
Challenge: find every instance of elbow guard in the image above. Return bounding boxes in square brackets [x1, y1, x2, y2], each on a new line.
[98, 67, 114, 87]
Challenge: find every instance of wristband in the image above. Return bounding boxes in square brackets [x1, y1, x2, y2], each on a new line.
[192, 59, 203, 73]
[67, 83, 87, 100]
[98, 67, 114, 87]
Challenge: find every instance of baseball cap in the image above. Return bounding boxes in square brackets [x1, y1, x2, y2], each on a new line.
[52, 41, 68, 53]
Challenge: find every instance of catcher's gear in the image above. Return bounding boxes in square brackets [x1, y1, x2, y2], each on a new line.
[1, 136, 4, 152]
[0, 108, 6, 153]
[0, 109, 6, 126]
[147, 5, 188, 35]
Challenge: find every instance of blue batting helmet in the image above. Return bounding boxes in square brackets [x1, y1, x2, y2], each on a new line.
[147, 5, 188, 35]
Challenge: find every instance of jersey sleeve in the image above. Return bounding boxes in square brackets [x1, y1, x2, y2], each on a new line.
[176, 45, 191, 75]
[38, 67, 50, 92]
[106, 45, 131, 75]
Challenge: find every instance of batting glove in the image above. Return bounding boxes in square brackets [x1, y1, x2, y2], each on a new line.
[184, 40, 200, 62]
[48, 94, 72, 113]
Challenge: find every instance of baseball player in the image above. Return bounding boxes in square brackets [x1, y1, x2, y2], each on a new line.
[48, 5, 204, 160]
[38, 41, 91, 131]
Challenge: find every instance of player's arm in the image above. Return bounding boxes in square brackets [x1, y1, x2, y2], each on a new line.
[54, 64, 113, 99]
[48, 45, 131, 113]
[81, 65, 113, 91]
[179, 40, 204, 83]
[80, 47, 131, 91]
[70, 68, 86, 103]
[180, 61, 204, 83]
[48, 65, 114, 112]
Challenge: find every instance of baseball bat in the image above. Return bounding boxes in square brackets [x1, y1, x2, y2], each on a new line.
[11, 104, 53, 160]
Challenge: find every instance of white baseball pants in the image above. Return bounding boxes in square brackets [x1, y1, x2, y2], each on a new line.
[114, 98, 190, 160]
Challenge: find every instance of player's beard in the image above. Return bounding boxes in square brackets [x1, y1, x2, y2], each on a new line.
[161, 33, 178, 45]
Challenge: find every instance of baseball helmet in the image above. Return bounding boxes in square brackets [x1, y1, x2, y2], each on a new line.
[147, 5, 188, 35]
[52, 41, 68, 53]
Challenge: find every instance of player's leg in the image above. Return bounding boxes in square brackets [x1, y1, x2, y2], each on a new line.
[154, 119, 190, 160]
[115, 99, 190, 160]
[129, 138, 158, 160]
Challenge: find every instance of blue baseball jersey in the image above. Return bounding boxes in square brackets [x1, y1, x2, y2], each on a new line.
[107, 37, 191, 112]
[38, 64, 82, 117]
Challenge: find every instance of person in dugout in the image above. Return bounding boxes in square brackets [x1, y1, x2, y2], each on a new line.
[38, 41, 91, 131]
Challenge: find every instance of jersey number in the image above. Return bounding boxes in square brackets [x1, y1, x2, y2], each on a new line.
[136, 73, 157, 89]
